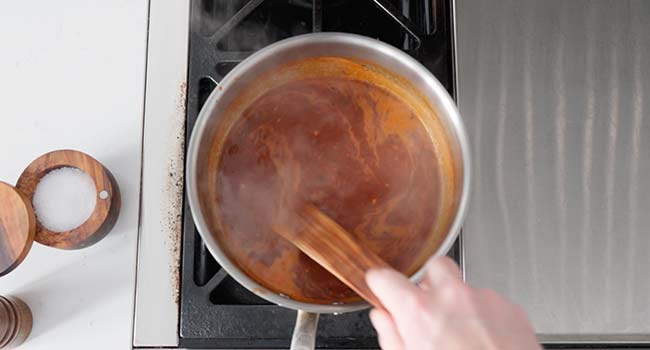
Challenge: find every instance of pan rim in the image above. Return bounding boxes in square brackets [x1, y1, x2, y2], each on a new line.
[186, 32, 471, 314]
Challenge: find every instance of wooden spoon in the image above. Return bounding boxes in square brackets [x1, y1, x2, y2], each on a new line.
[272, 204, 391, 309]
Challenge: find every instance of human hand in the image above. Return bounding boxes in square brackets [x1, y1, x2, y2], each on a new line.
[366, 257, 541, 350]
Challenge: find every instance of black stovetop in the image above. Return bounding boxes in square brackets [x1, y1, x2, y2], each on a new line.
[180, 0, 457, 348]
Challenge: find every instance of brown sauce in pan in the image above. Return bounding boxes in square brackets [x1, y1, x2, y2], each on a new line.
[214, 74, 442, 304]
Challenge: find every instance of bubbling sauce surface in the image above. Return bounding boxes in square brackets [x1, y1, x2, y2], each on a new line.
[215, 76, 442, 304]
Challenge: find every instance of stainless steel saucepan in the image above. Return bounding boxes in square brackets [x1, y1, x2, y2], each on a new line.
[186, 32, 471, 350]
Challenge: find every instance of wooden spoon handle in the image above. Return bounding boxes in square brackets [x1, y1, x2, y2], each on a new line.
[273, 204, 391, 309]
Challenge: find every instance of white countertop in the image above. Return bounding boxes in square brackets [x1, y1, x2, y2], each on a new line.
[0, 0, 149, 349]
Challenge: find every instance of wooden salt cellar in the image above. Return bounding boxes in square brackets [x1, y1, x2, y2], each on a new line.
[0, 296, 32, 349]
[16, 149, 121, 250]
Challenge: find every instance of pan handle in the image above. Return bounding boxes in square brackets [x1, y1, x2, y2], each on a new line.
[290, 310, 320, 350]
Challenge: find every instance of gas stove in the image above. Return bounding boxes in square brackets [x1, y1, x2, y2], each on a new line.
[177, 0, 458, 348]
[135, 1, 650, 348]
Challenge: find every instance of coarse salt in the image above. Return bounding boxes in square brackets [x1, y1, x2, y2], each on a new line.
[32, 167, 97, 232]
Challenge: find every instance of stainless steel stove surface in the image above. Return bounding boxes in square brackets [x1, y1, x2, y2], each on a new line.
[457, 0, 650, 346]
[179, 0, 458, 348]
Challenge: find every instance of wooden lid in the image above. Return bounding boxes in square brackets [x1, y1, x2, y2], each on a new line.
[0, 182, 35, 276]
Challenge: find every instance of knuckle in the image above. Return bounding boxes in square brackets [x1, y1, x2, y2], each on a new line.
[438, 285, 457, 302]
[477, 288, 501, 302]
[439, 282, 470, 305]
[433, 256, 461, 274]
[401, 291, 429, 311]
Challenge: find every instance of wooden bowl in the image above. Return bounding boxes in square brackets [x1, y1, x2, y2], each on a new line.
[0, 182, 35, 276]
[15, 150, 121, 250]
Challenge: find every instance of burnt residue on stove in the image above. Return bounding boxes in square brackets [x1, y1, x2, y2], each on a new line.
[162, 80, 188, 306]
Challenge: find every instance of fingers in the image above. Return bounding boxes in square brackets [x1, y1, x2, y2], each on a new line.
[369, 309, 403, 350]
[366, 260, 464, 349]
[423, 256, 463, 289]
[366, 269, 421, 316]
[366, 268, 431, 344]
[367, 260, 541, 350]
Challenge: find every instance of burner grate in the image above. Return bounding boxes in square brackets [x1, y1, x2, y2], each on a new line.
[180, 0, 456, 348]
